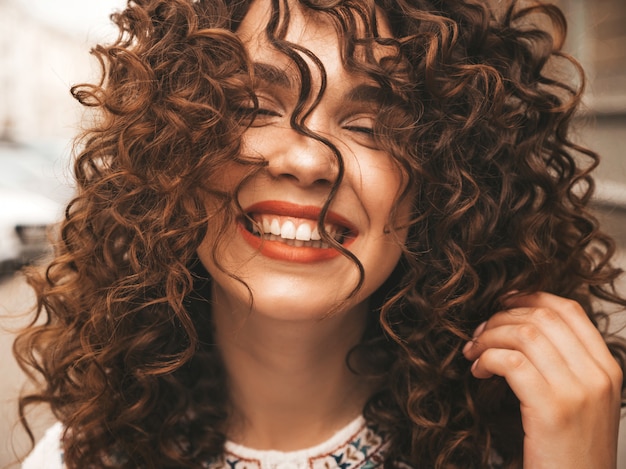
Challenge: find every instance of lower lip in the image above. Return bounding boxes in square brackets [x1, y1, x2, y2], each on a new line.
[238, 224, 353, 263]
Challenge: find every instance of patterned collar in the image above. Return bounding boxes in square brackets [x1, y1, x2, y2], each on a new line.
[204, 416, 389, 469]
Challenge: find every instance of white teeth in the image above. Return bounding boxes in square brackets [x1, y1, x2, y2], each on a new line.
[281, 220, 296, 240]
[251, 214, 346, 246]
[295, 223, 312, 241]
[270, 218, 281, 236]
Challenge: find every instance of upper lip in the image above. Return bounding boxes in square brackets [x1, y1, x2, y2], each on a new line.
[242, 200, 358, 234]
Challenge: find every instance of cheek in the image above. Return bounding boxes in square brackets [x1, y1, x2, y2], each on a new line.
[195, 211, 224, 275]
[195, 161, 253, 247]
[195, 192, 240, 275]
[359, 164, 412, 285]
[357, 156, 409, 225]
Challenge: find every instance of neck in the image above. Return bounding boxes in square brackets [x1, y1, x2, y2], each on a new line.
[211, 284, 377, 451]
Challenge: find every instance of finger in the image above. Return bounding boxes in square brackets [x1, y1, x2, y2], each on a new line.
[471, 348, 550, 403]
[467, 306, 603, 383]
[464, 323, 577, 387]
[501, 292, 622, 381]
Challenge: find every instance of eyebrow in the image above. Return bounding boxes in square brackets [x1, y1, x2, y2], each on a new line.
[252, 62, 296, 89]
[251, 62, 386, 106]
[344, 84, 386, 107]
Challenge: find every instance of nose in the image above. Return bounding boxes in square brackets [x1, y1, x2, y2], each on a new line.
[265, 128, 338, 188]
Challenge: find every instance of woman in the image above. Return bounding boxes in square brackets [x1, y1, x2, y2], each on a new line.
[15, 0, 626, 467]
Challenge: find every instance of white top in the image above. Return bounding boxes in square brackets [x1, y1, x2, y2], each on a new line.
[21, 416, 391, 469]
[22, 422, 64, 469]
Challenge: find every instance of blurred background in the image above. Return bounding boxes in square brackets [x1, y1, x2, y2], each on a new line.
[0, 0, 625, 467]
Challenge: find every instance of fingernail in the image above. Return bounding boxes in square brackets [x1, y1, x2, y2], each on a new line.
[462, 340, 474, 355]
[473, 321, 487, 338]
[471, 358, 480, 373]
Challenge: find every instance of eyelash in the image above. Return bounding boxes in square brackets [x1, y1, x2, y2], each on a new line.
[234, 96, 376, 142]
[344, 125, 374, 135]
[343, 115, 376, 137]
[234, 104, 281, 117]
[256, 109, 282, 119]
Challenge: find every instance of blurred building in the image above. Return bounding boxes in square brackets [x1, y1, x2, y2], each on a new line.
[0, 0, 94, 142]
[560, 0, 626, 110]
[557, 0, 626, 207]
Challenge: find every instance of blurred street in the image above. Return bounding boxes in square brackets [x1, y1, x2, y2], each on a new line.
[0, 270, 55, 467]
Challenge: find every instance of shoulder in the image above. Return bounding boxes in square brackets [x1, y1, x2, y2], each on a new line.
[22, 422, 64, 469]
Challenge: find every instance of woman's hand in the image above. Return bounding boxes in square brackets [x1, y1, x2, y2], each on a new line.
[462, 292, 623, 469]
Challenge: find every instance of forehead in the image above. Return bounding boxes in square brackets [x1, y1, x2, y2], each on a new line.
[235, 0, 402, 102]
[236, 0, 394, 50]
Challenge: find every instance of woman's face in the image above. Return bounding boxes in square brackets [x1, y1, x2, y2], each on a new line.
[197, 0, 411, 321]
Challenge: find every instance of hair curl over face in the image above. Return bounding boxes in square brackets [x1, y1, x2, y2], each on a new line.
[14, 1, 626, 468]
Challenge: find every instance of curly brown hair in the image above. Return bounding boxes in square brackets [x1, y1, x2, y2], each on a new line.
[14, 0, 626, 468]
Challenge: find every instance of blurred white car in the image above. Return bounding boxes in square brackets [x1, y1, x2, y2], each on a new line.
[0, 141, 68, 273]
[0, 141, 74, 204]
[0, 187, 61, 272]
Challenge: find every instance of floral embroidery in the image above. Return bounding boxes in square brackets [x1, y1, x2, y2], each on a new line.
[205, 418, 388, 469]
[43, 419, 502, 468]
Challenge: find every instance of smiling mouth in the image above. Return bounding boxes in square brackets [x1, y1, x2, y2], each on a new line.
[243, 214, 351, 248]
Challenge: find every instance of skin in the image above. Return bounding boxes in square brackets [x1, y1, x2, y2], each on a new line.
[195, 0, 623, 464]
[196, 0, 409, 450]
[197, 1, 410, 323]
[463, 292, 622, 468]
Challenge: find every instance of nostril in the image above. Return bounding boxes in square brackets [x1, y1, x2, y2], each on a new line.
[313, 177, 333, 186]
[268, 168, 335, 187]
[264, 137, 338, 187]
[273, 173, 299, 183]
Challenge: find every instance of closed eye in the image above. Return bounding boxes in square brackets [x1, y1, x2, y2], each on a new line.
[341, 114, 380, 149]
[233, 96, 283, 125]
[236, 107, 281, 117]
[343, 115, 375, 134]
[344, 125, 374, 135]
